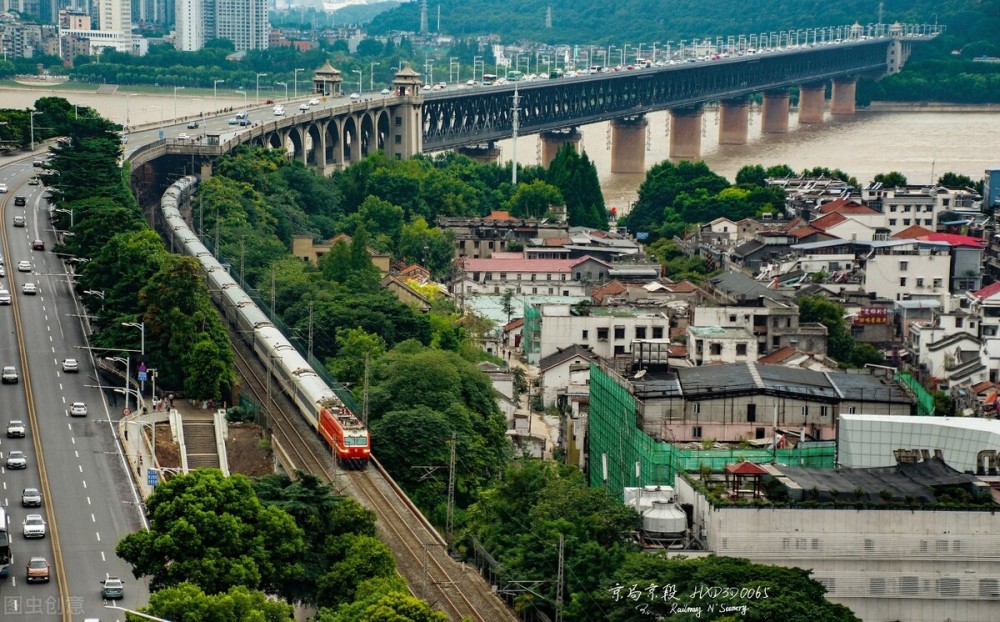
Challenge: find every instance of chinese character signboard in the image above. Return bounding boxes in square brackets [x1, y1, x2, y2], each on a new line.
[854, 307, 889, 325]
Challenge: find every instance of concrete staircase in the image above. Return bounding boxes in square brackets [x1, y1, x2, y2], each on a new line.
[182, 413, 220, 469]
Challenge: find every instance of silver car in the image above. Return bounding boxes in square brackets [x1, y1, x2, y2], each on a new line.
[70, 402, 87, 417]
[7, 420, 25, 438]
[22, 487, 41, 507]
[6, 450, 27, 468]
[23, 514, 46, 538]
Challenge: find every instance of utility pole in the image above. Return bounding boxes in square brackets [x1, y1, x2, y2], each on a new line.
[308, 301, 314, 358]
[362, 353, 370, 427]
[555, 533, 565, 622]
[239, 236, 245, 283]
[213, 205, 220, 256]
[511, 82, 521, 185]
[446, 431, 457, 549]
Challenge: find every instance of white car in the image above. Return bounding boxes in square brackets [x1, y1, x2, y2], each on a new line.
[6, 420, 25, 438]
[0, 290, 10, 305]
[177, 133, 190, 141]
[349, 93, 361, 101]
[22, 282, 36, 295]
[17, 260, 31, 272]
[70, 402, 87, 417]
[298, 103, 310, 112]
[0, 183, 7, 193]
[62, 358, 79, 373]
[308, 98, 320, 106]
[23, 514, 46, 538]
[2, 365, 17, 383]
[6, 449, 27, 468]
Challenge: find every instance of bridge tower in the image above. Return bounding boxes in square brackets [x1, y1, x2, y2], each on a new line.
[540, 128, 582, 168]
[668, 106, 703, 160]
[761, 90, 790, 134]
[797, 82, 826, 124]
[610, 115, 647, 173]
[389, 67, 425, 159]
[718, 98, 749, 145]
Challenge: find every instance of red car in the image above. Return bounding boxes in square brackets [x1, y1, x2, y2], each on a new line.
[31, 240, 44, 251]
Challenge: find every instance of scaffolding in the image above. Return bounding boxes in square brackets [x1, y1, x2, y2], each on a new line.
[894, 370, 935, 416]
[588, 363, 837, 500]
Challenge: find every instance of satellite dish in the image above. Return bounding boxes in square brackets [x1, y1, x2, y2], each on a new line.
[634, 369, 647, 379]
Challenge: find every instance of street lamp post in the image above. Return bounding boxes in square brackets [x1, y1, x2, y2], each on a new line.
[473, 55, 482, 83]
[213, 79, 225, 108]
[52, 207, 74, 228]
[352, 69, 362, 96]
[172, 86, 185, 118]
[236, 89, 247, 110]
[275, 81, 288, 101]
[255, 72, 268, 104]
[124, 93, 135, 131]
[107, 356, 131, 414]
[123, 321, 145, 393]
[293, 68, 304, 100]
[29, 110, 41, 151]
[369, 62, 379, 92]
[104, 604, 173, 622]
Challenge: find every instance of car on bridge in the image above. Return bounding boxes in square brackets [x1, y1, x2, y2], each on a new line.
[0, 183, 7, 193]
[101, 575, 124, 599]
[17, 260, 30, 272]
[6, 449, 27, 468]
[13, 215, 24, 227]
[63, 358, 79, 373]
[22, 282, 36, 295]
[309, 98, 320, 106]
[228, 118, 238, 125]
[26, 557, 50, 582]
[31, 239, 44, 250]
[187, 120, 200, 129]
[239, 119, 251, 127]
[2, 365, 18, 382]
[70, 402, 87, 417]
[14, 196, 25, 206]
[22, 514, 46, 538]
[6, 420, 25, 438]
[0, 290, 10, 305]
[21, 487, 41, 507]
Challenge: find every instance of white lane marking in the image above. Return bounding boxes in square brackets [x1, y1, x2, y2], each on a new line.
[82, 480, 87, 488]
[96, 532, 101, 542]
[87, 496, 91, 505]
[49, 335, 52, 342]
[78, 464, 83, 473]
[62, 396, 66, 403]
[101, 551, 106, 562]
[59, 383, 63, 391]
[70, 437, 75, 445]
[74, 451, 79, 458]
[46, 325, 51, 331]
[91, 513, 96, 523]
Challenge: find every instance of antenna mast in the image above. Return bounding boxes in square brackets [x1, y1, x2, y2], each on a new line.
[419, 0, 428, 34]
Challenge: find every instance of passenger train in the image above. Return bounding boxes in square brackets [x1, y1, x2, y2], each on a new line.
[158, 176, 370, 467]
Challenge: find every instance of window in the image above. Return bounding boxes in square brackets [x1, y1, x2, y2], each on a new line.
[548, 287, 554, 295]
[815, 578, 835, 593]
[755, 427, 765, 439]
[574, 272, 582, 280]
[747, 404, 756, 422]
[614, 326, 625, 339]
[516, 273, 522, 280]
[693, 403, 701, 414]
[864, 539, 874, 552]
[869, 578, 885, 595]
[900, 577, 919, 595]
[848, 406, 856, 414]
[652, 327, 664, 339]
[903, 219, 911, 225]
[801, 406, 809, 417]
[394, 135, 402, 144]
[820, 406, 828, 417]
[499, 273, 506, 280]
[979, 579, 1000, 598]
[889, 218, 897, 226]
[899, 260, 908, 271]
[530, 274, 536, 281]
[736, 343, 747, 356]
[811, 538, 819, 550]
[772, 336, 780, 347]
[531, 287, 537, 294]
[938, 578, 960, 597]
[636, 327, 647, 339]
[613, 345, 625, 355]
[394, 116, 402, 126]
[709, 343, 722, 355]
[546, 274, 552, 281]
[563, 290, 569, 296]
[729, 314, 737, 323]
[933, 278, 943, 288]
[916, 277, 924, 287]
[582, 330, 589, 339]
[597, 328, 609, 341]
[560, 274, 567, 281]
[956, 318, 964, 328]
[692, 426, 703, 438]
[899, 277, 907, 287]
[484, 272, 492, 281]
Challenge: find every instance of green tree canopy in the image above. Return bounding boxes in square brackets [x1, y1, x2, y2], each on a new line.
[144, 583, 294, 622]
[117, 470, 306, 596]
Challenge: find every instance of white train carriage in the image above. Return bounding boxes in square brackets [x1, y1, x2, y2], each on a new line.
[295, 374, 338, 430]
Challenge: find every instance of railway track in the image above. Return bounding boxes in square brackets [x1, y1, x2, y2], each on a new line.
[226, 323, 515, 621]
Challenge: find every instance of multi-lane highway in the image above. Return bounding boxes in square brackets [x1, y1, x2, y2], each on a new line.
[0, 158, 149, 621]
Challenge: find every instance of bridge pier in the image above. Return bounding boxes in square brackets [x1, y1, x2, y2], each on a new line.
[831, 78, 857, 116]
[669, 106, 703, 160]
[457, 142, 500, 164]
[797, 83, 826, 124]
[610, 116, 647, 173]
[312, 121, 328, 171]
[761, 90, 790, 133]
[199, 161, 213, 180]
[718, 99, 749, 145]
[540, 128, 582, 168]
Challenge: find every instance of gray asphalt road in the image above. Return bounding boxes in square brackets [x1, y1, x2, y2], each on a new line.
[0, 158, 149, 622]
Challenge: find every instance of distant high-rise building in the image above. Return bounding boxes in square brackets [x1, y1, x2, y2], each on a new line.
[175, 0, 268, 51]
[99, 0, 131, 33]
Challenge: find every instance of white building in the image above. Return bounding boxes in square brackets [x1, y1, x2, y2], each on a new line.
[523, 304, 670, 364]
[174, 0, 269, 52]
[863, 240, 952, 303]
[99, 0, 131, 34]
[456, 256, 609, 298]
[675, 461, 1000, 622]
[861, 184, 982, 233]
[537, 344, 594, 409]
[908, 309, 986, 390]
[686, 326, 757, 366]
